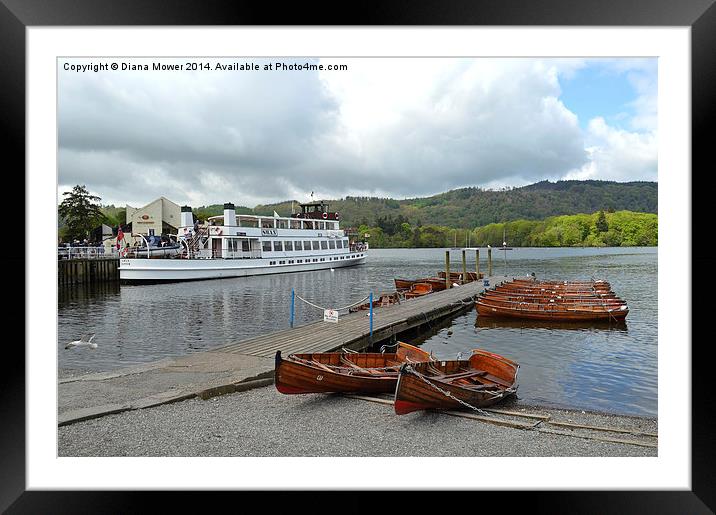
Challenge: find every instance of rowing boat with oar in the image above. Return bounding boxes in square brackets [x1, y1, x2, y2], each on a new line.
[476, 298, 629, 321]
[393, 349, 519, 415]
[274, 342, 433, 395]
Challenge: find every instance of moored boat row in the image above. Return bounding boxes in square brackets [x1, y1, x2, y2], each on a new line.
[275, 342, 519, 414]
[476, 278, 628, 322]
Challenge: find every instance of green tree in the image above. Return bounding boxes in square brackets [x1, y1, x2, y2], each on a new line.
[58, 185, 105, 241]
[595, 210, 609, 232]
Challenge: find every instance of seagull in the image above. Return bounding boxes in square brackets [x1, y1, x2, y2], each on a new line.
[65, 333, 97, 350]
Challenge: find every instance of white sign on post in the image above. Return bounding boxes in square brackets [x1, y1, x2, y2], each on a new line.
[324, 309, 339, 323]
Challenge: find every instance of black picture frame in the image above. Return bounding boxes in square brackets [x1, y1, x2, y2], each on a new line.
[2, 0, 710, 512]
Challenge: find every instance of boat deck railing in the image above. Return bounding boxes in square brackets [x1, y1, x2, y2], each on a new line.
[57, 246, 119, 260]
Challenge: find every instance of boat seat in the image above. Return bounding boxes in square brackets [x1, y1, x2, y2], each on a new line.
[430, 367, 512, 388]
[438, 370, 489, 382]
[339, 356, 387, 376]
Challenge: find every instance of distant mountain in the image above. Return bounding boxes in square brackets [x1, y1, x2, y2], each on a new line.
[240, 180, 657, 229]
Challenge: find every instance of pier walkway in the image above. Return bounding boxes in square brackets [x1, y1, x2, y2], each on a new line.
[58, 275, 512, 426]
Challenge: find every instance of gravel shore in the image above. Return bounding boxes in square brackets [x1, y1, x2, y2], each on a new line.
[58, 384, 657, 457]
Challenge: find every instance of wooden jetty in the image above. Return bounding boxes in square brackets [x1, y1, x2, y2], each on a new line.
[218, 275, 512, 358]
[58, 257, 120, 287]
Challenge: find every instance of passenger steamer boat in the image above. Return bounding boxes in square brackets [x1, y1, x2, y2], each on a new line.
[119, 200, 368, 282]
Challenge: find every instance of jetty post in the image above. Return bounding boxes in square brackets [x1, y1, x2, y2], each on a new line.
[369, 292, 373, 340]
[461, 249, 467, 283]
[290, 288, 295, 328]
[475, 249, 480, 278]
[445, 250, 451, 289]
[488, 247, 493, 276]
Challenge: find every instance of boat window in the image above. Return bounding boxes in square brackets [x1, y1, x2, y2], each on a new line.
[294, 241, 303, 251]
[284, 240, 293, 251]
[297, 259, 302, 263]
[304, 241, 312, 251]
[242, 240, 250, 251]
[321, 241, 328, 250]
[319, 222, 325, 230]
[336, 240, 342, 249]
[344, 239, 349, 248]
[273, 241, 283, 251]
[304, 220, 314, 230]
[313, 258, 318, 262]
[279, 260, 285, 264]
[312, 241, 320, 250]
[262, 241, 272, 252]
[329, 240, 336, 249]
[277, 220, 287, 229]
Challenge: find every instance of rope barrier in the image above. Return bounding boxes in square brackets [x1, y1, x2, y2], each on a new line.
[294, 292, 370, 312]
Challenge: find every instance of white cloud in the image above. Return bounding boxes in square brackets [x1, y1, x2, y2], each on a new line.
[564, 117, 657, 182]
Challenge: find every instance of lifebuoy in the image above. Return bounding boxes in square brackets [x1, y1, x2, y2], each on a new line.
[335, 212, 339, 219]
[322, 212, 328, 219]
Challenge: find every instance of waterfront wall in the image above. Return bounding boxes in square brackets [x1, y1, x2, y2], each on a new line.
[58, 258, 119, 287]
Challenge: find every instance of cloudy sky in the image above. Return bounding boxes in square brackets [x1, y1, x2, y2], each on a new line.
[58, 57, 657, 208]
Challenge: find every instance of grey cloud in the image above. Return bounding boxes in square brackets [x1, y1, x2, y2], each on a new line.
[58, 58, 644, 208]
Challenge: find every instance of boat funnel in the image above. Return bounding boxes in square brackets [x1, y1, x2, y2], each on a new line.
[180, 205, 193, 228]
[224, 202, 236, 226]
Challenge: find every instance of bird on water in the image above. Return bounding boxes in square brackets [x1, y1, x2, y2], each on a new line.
[65, 333, 97, 350]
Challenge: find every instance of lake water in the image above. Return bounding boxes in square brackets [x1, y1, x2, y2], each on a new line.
[58, 247, 657, 416]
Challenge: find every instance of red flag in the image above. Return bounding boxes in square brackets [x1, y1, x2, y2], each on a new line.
[116, 226, 124, 249]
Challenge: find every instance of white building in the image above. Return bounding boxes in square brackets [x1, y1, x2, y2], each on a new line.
[124, 196, 182, 245]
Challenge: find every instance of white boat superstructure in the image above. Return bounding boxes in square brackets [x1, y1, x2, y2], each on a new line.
[119, 201, 368, 282]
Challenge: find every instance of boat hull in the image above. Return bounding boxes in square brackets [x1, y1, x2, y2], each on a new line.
[476, 300, 628, 321]
[119, 253, 366, 282]
[394, 352, 519, 415]
[274, 345, 432, 395]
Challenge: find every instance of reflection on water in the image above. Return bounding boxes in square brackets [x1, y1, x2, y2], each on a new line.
[58, 247, 657, 416]
[474, 317, 628, 332]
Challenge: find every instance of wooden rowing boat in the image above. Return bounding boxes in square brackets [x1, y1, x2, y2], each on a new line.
[496, 284, 612, 294]
[404, 282, 433, 299]
[274, 342, 433, 395]
[437, 271, 482, 282]
[349, 291, 401, 312]
[480, 292, 626, 306]
[395, 277, 448, 292]
[476, 298, 629, 321]
[511, 278, 611, 288]
[484, 289, 618, 300]
[497, 281, 612, 291]
[393, 349, 519, 415]
[394, 278, 417, 290]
